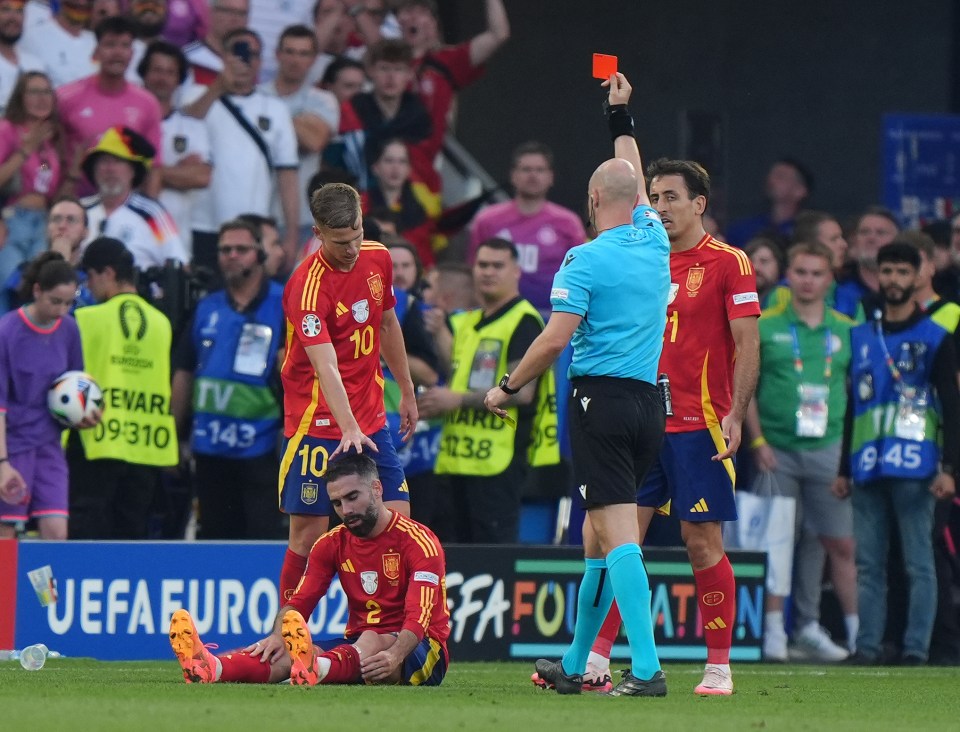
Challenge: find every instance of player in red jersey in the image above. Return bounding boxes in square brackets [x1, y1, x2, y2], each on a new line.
[169, 454, 450, 686]
[581, 159, 760, 696]
[277, 182, 417, 603]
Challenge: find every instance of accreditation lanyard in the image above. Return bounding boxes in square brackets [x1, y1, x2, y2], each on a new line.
[873, 314, 903, 385]
[789, 324, 832, 384]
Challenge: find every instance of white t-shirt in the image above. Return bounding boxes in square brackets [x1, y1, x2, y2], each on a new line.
[248, 0, 313, 83]
[182, 85, 298, 232]
[0, 48, 45, 117]
[24, 1, 52, 31]
[259, 81, 339, 227]
[20, 18, 96, 88]
[83, 192, 188, 268]
[159, 111, 211, 258]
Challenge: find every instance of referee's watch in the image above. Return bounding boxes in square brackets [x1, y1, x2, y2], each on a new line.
[498, 374, 520, 395]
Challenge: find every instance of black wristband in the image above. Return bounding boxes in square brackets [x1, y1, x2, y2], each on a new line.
[606, 103, 635, 141]
[0, 457, 7, 464]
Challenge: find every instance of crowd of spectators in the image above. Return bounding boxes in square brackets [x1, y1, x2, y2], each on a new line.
[0, 0, 958, 668]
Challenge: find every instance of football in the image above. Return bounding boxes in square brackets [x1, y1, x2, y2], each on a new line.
[47, 371, 105, 428]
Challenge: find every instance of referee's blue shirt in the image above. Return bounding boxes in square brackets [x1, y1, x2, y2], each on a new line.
[550, 204, 670, 384]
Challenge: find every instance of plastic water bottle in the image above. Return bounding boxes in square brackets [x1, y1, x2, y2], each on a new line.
[0, 650, 16, 661]
[19, 644, 47, 671]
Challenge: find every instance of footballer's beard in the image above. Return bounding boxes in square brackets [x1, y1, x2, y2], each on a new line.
[343, 504, 380, 537]
[0, 30, 22, 45]
[881, 283, 915, 306]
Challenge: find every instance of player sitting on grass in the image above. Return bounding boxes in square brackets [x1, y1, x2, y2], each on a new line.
[168, 453, 450, 686]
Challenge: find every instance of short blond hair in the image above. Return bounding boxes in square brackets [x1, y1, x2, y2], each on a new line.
[310, 183, 362, 230]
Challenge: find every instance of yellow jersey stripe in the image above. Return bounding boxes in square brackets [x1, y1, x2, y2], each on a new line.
[307, 265, 326, 311]
[407, 638, 443, 686]
[397, 517, 439, 557]
[418, 585, 434, 631]
[300, 259, 323, 311]
[360, 241, 387, 250]
[277, 377, 321, 501]
[716, 240, 751, 276]
[700, 351, 736, 486]
[299, 259, 320, 311]
[705, 241, 751, 276]
[397, 518, 438, 557]
[397, 522, 434, 557]
[279, 319, 296, 373]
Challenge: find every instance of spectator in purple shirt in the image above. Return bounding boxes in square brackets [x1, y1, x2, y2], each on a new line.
[0, 251, 99, 539]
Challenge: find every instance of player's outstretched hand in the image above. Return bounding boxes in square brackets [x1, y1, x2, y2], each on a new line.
[712, 413, 741, 461]
[397, 392, 418, 443]
[601, 71, 632, 106]
[245, 633, 287, 665]
[330, 429, 379, 459]
[360, 645, 403, 684]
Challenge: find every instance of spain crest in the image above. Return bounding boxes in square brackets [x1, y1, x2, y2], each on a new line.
[686, 267, 705, 293]
[382, 552, 400, 580]
[301, 481, 318, 505]
[367, 273, 384, 303]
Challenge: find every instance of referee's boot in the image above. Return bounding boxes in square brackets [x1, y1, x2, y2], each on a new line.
[607, 668, 667, 697]
[533, 658, 583, 695]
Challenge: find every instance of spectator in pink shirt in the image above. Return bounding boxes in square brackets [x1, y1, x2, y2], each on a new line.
[0, 71, 62, 314]
[57, 15, 163, 199]
[469, 141, 586, 315]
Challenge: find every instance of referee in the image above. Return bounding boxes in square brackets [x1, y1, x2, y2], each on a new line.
[485, 72, 670, 697]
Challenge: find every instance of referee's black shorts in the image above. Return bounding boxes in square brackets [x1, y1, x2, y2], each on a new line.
[568, 376, 665, 509]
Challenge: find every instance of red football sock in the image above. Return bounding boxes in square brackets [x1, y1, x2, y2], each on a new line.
[591, 601, 622, 659]
[319, 643, 362, 684]
[694, 554, 736, 665]
[280, 548, 308, 603]
[218, 651, 271, 683]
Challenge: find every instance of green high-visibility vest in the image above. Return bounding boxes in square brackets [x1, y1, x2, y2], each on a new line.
[435, 299, 559, 476]
[76, 293, 178, 466]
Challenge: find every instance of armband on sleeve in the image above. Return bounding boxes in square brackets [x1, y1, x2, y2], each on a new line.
[605, 103, 635, 142]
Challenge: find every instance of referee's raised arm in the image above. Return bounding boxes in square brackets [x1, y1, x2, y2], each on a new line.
[603, 72, 649, 207]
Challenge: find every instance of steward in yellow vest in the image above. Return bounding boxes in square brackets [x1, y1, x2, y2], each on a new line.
[68, 238, 177, 539]
[418, 240, 559, 542]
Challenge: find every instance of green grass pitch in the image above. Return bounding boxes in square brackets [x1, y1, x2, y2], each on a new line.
[2, 659, 957, 732]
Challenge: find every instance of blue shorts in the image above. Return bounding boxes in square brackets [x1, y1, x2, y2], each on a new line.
[316, 635, 448, 686]
[278, 426, 407, 516]
[636, 428, 737, 522]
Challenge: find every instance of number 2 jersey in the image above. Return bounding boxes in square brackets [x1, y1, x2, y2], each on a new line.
[663, 234, 761, 433]
[288, 511, 450, 650]
[281, 242, 396, 440]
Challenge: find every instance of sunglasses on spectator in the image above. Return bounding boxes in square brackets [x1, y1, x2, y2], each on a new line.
[218, 244, 256, 255]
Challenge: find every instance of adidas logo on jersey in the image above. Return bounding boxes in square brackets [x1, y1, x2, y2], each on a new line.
[340, 559, 356, 573]
[704, 616, 727, 631]
[690, 498, 709, 513]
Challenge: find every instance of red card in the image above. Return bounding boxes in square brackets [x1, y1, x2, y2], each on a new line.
[592, 53, 618, 80]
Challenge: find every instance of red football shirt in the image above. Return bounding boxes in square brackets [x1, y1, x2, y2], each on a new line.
[281, 242, 397, 439]
[661, 234, 761, 433]
[289, 511, 450, 648]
